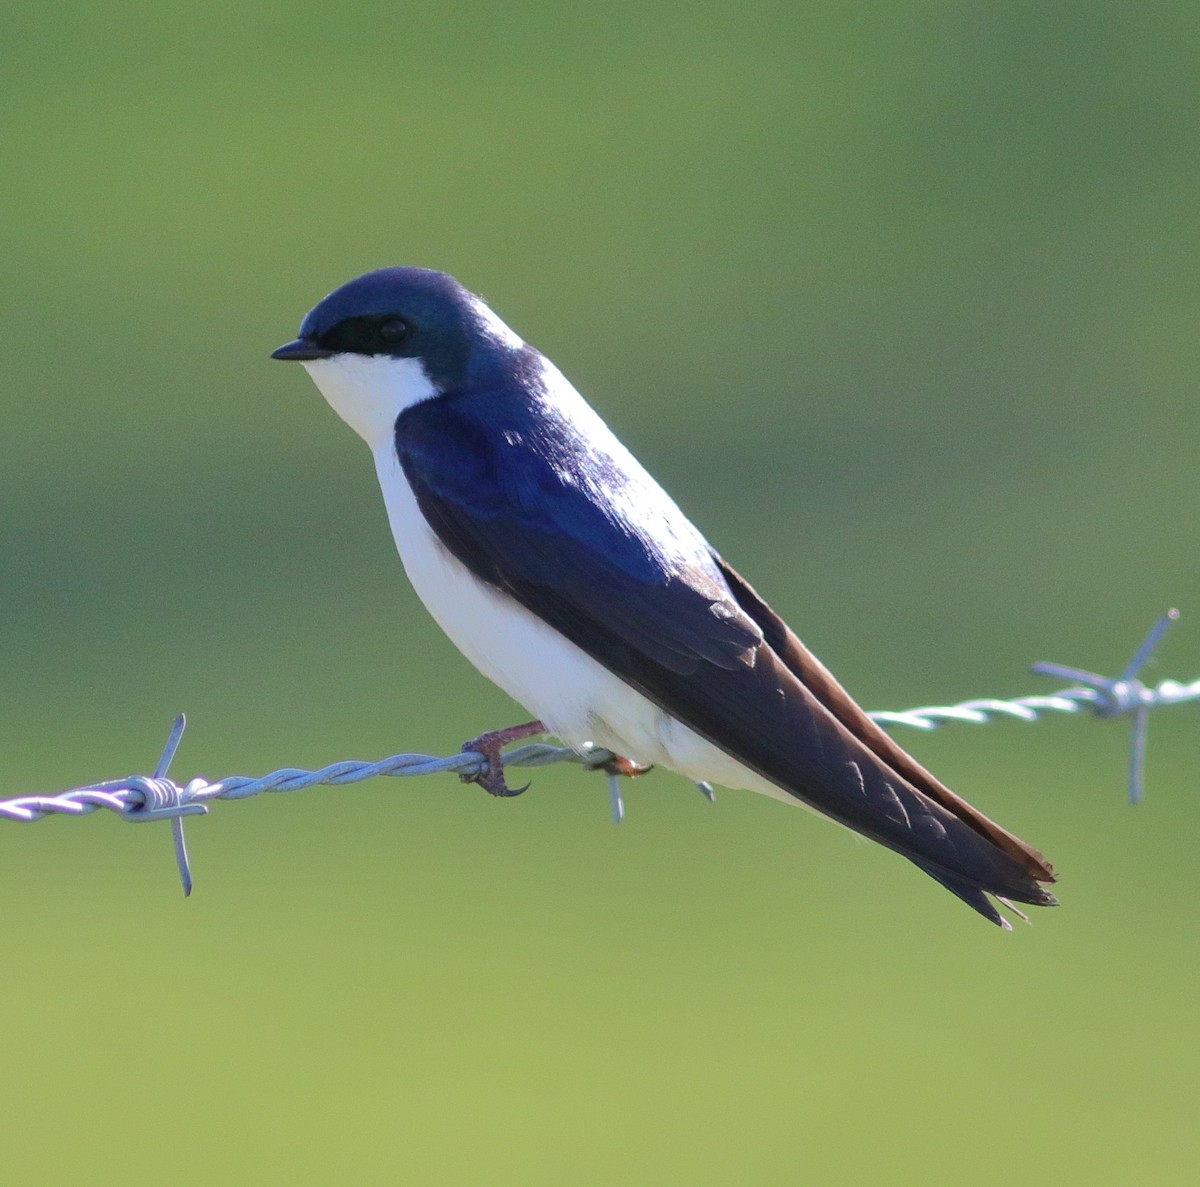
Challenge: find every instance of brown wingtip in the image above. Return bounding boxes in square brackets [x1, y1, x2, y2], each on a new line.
[714, 553, 1058, 889]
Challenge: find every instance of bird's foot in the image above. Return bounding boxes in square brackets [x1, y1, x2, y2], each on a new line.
[460, 720, 547, 797]
[588, 752, 654, 825]
[599, 754, 654, 778]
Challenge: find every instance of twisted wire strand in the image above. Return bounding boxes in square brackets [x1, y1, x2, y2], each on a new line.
[868, 677, 1200, 730]
[0, 743, 589, 824]
[4, 678, 1194, 827]
[0, 611, 1192, 896]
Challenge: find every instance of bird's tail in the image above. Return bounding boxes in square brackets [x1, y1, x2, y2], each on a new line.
[909, 857, 1059, 929]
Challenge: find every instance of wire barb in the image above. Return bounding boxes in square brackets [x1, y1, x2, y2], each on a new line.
[116, 714, 204, 896]
[1030, 609, 1179, 804]
[2, 612, 1193, 893]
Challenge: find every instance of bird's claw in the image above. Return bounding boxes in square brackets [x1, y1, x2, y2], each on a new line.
[460, 739, 529, 797]
[459, 720, 546, 798]
[599, 755, 653, 778]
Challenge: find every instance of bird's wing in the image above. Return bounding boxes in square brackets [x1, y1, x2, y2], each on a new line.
[712, 557, 1055, 883]
[395, 395, 1055, 922]
[395, 393, 765, 676]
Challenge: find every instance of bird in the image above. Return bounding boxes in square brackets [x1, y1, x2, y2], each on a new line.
[272, 265, 1056, 928]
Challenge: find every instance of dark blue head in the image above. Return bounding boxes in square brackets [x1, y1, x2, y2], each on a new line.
[272, 266, 520, 389]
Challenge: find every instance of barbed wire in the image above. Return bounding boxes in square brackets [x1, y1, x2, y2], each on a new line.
[1, 610, 1192, 895]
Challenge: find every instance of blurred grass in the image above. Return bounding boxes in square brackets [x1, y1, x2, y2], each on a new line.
[2, 2, 1199, 1183]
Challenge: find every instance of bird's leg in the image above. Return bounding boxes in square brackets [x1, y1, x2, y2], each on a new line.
[460, 719, 547, 797]
[588, 753, 654, 825]
[599, 755, 654, 778]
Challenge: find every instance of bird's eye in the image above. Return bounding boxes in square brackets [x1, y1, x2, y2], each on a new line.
[378, 317, 409, 343]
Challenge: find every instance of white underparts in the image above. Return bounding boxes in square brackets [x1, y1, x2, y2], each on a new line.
[367, 442, 792, 804]
[302, 339, 797, 805]
[303, 354, 437, 445]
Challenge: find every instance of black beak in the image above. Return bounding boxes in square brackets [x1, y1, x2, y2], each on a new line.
[271, 338, 334, 361]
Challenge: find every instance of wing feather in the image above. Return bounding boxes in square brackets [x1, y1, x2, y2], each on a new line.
[394, 390, 1056, 919]
[712, 555, 1055, 884]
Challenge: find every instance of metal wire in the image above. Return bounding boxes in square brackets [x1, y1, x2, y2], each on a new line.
[2, 611, 1192, 894]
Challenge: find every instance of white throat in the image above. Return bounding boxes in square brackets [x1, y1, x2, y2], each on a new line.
[302, 354, 437, 449]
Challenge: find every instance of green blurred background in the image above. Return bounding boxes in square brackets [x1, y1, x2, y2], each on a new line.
[2, 2, 1197, 1183]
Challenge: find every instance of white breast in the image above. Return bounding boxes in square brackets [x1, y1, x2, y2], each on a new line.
[367, 443, 791, 804]
[302, 350, 791, 803]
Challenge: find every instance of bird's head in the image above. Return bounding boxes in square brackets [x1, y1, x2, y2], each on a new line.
[272, 266, 524, 447]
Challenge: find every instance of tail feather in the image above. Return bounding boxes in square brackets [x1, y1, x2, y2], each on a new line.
[910, 857, 1058, 928]
[714, 556, 1057, 887]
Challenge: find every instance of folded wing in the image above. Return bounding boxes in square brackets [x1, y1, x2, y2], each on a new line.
[395, 388, 1056, 925]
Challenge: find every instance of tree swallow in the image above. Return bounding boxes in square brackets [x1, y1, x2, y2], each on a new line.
[272, 266, 1056, 928]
